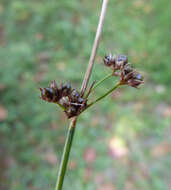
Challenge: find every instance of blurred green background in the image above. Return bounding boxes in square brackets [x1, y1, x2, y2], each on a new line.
[0, 0, 171, 189]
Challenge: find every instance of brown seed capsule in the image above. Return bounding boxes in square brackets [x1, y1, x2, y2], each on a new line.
[60, 83, 71, 96]
[116, 54, 128, 66]
[40, 81, 88, 118]
[78, 97, 84, 104]
[50, 80, 58, 90]
[65, 106, 77, 118]
[59, 97, 70, 108]
[70, 90, 80, 102]
[120, 64, 144, 88]
[123, 64, 133, 75]
[40, 87, 54, 102]
[103, 54, 115, 67]
[127, 79, 143, 88]
[103, 53, 129, 72]
[127, 72, 144, 88]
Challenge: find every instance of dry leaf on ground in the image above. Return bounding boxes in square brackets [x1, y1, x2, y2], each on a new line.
[0, 105, 8, 121]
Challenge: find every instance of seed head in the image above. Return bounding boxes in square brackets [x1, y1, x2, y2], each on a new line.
[103, 54, 129, 71]
[120, 65, 144, 88]
[40, 80, 87, 118]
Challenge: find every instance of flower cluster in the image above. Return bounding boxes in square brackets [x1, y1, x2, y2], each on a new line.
[40, 81, 87, 118]
[104, 54, 144, 88]
[104, 54, 128, 70]
[39, 54, 144, 119]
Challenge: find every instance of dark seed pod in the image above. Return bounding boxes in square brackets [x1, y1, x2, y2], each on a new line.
[40, 87, 54, 102]
[61, 83, 71, 91]
[103, 54, 115, 67]
[49, 80, 62, 101]
[116, 54, 128, 66]
[71, 90, 80, 101]
[50, 80, 58, 90]
[71, 90, 80, 97]
[102, 53, 143, 88]
[61, 83, 71, 96]
[65, 106, 77, 118]
[123, 64, 133, 75]
[45, 88, 54, 98]
[59, 97, 70, 108]
[127, 78, 144, 88]
[78, 97, 84, 104]
[120, 65, 144, 88]
[103, 54, 129, 71]
[134, 73, 143, 81]
[40, 80, 88, 118]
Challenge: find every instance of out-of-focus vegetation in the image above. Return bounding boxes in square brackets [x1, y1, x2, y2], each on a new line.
[0, 0, 171, 189]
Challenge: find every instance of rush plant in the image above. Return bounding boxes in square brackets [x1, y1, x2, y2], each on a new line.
[39, 0, 144, 189]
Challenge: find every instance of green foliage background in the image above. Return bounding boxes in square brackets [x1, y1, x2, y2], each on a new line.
[0, 0, 171, 189]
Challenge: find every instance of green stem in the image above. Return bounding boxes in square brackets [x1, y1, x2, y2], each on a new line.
[92, 73, 112, 92]
[55, 118, 77, 190]
[87, 82, 120, 109]
[56, 102, 65, 110]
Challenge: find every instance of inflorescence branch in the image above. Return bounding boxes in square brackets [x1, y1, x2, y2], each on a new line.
[40, 54, 144, 118]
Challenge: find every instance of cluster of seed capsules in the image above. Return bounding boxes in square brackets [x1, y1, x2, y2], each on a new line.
[103, 54, 144, 88]
[40, 81, 87, 118]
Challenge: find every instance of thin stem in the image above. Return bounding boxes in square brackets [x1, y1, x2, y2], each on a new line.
[87, 82, 120, 109]
[91, 73, 112, 92]
[84, 80, 96, 99]
[55, 117, 77, 190]
[55, 1, 109, 189]
[81, 0, 109, 95]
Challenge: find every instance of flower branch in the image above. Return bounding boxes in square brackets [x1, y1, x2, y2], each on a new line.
[86, 82, 120, 109]
[91, 73, 113, 92]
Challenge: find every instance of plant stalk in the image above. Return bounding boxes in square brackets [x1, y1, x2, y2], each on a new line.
[81, 0, 109, 95]
[55, 0, 109, 189]
[55, 117, 77, 190]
